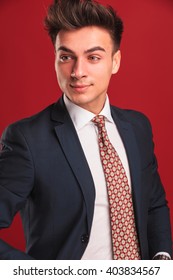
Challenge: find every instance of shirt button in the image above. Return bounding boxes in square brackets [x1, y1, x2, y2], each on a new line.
[81, 234, 89, 243]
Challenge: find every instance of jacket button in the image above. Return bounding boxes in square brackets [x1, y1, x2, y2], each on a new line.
[81, 234, 89, 243]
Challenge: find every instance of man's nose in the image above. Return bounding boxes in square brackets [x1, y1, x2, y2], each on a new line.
[72, 58, 87, 79]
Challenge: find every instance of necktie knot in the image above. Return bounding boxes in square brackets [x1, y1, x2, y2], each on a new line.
[92, 115, 105, 127]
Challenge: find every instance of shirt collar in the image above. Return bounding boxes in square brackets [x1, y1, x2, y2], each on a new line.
[63, 94, 114, 130]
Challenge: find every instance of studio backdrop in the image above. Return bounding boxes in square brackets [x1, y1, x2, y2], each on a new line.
[0, 0, 173, 251]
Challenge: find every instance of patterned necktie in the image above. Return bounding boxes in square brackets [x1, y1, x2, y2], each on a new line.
[92, 115, 140, 260]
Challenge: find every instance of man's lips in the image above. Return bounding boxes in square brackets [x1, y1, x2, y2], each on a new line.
[70, 84, 91, 88]
[70, 84, 92, 92]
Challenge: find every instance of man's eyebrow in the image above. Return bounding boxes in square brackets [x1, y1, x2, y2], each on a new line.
[56, 46, 106, 54]
[85, 46, 106, 53]
[57, 46, 75, 53]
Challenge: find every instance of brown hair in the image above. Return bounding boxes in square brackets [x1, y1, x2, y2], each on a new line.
[44, 0, 123, 51]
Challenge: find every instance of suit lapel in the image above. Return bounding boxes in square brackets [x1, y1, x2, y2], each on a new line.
[111, 108, 142, 230]
[51, 97, 95, 232]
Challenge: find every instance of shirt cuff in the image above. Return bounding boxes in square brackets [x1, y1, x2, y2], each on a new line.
[153, 252, 171, 260]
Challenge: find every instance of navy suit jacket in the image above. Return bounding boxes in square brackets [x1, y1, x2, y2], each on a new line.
[0, 96, 172, 259]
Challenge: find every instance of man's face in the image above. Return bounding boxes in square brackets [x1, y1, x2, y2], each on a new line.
[55, 26, 121, 114]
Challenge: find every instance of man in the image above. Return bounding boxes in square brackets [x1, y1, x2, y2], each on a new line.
[0, 0, 172, 260]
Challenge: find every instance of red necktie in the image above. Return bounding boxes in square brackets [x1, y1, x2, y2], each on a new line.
[92, 115, 140, 260]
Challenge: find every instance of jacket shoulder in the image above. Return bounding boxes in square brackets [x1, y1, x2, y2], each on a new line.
[111, 105, 152, 128]
[4, 103, 55, 131]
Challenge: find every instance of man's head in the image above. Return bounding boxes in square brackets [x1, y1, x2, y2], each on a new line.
[45, 0, 123, 53]
[45, 0, 124, 114]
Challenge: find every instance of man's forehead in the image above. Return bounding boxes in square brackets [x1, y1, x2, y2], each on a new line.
[55, 26, 114, 52]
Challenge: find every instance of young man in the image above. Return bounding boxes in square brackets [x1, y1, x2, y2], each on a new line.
[0, 0, 172, 259]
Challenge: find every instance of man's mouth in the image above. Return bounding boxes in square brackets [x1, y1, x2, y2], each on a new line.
[70, 84, 92, 92]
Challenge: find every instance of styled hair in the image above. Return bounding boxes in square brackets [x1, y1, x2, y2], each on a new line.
[44, 0, 123, 51]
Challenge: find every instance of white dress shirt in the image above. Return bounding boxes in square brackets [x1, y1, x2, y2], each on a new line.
[64, 94, 132, 259]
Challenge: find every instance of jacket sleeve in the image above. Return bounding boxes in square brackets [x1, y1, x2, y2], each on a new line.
[147, 153, 172, 258]
[144, 117, 172, 258]
[0, 124, 35, 259]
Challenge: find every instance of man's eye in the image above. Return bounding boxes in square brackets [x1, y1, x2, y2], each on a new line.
[59, 55, 72, 62]
[89, 56, 100, 62]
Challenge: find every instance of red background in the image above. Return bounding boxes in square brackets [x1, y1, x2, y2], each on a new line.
[0, 0, 173, 251]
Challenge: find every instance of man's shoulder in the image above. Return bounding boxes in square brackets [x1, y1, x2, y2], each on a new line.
[110, 105, 153, 137]
[3, 103, 56, 138]
[110, 105, 151, 125]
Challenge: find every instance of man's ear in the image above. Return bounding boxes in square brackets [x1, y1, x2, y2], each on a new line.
[54, 51, 58, 73]
[112, 50, 121, 74]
